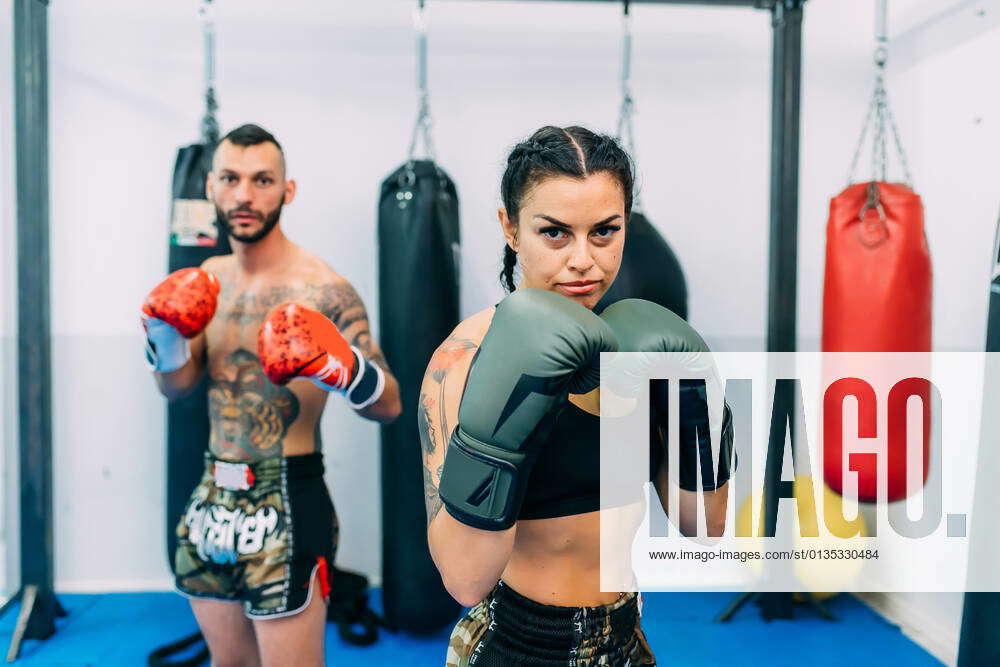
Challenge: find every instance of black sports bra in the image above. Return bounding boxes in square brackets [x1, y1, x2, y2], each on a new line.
[518, 400, 662, 520]
[517, 383, 735, 521]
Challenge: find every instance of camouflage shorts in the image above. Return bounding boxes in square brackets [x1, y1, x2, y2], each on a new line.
[174, 452, 338, 619]
[446, 580, 656, 666]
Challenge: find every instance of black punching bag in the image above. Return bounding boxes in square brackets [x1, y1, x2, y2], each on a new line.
[595, 211, 687, 319]
[378, 160, 461, 632]
[957, 217, 1000, 667]
[164, 143, 230, 564]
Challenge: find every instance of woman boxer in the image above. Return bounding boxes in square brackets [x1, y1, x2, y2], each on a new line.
[419, 126, 732, 666]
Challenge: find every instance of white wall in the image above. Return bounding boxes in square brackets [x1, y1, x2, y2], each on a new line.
[41, 0, 998, 660]
[46, 0, 775, 591]
[0, 0, 16, 601]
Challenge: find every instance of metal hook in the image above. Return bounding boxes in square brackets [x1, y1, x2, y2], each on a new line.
[874, 46, 888, 68]
[857, 182, 888, 247]
[859, 182, 886, 225]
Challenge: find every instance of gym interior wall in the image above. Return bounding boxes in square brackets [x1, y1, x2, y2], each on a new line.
[31, 4, 1000, 661]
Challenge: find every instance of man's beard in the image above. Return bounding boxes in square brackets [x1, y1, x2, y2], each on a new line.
[216, 197, 284, 244]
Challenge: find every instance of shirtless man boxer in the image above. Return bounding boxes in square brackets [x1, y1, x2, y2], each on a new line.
[142, 124, 400, 667]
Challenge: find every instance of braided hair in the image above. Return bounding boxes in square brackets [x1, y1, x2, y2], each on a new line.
[499, 126, 634, 293]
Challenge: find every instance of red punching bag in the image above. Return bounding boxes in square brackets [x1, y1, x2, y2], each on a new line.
[822, 181, 932, 502]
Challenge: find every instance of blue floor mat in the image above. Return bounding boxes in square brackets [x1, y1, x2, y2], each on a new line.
[0, 590, 943, 666]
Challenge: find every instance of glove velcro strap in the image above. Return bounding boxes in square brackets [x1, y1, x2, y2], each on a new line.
[346, 346, 386, 410]
[439, 429, 524, 531]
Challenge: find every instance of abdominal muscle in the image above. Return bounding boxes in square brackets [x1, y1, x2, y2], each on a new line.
[502, 511, 620, 607]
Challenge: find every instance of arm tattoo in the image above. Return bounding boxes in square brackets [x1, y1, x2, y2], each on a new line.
[314, 282, 389, 371]
[418, 392, 442, 524]
[420, 334, 478, 525]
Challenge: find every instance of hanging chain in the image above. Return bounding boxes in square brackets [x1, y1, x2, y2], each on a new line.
[616, 0, 642, 212]
[199, 0, 219, 145]
[846, 83, 878, 184]
[846, 0, 912, 188]
[882, 84, 912, 185]
[872, 5, 889, 185]
[873, 73, 886, 182]
[407, 0, 436, 165]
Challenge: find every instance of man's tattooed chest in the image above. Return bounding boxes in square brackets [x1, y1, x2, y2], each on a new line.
[217, 284, 309, 327]
[211, 280, 357, 327]
[206, 283, 322, 354]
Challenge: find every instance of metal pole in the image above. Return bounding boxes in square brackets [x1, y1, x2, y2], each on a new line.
[6, 0, 65, 659]
[766, 0, 803, 354]
[758, 0, 804, 621]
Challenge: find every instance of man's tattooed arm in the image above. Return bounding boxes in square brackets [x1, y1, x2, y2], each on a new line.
[419, 334, 478, 526]
[314, 280, 390, 372]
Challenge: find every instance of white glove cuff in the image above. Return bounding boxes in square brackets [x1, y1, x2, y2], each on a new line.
[143, 316, 190, 373]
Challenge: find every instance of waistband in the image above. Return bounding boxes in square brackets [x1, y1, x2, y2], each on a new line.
[202, 451, 325, 485]
[483, 580, 639, 661]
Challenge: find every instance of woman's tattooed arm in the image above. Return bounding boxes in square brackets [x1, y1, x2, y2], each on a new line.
[419, 334, 478, 526]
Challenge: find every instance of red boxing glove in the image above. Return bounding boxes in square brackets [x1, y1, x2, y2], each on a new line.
[258, 303, 385, 409]
[141, 267, 219, 372]
[142, 267, 220, 338]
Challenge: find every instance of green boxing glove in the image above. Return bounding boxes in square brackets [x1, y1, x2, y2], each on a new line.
[438, 289, 619, 530]
[600, 299, 735, 492]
